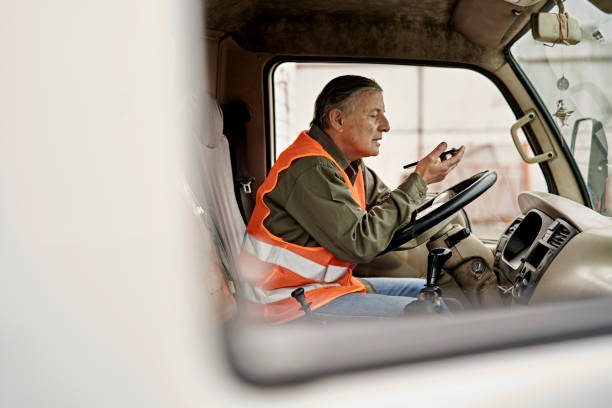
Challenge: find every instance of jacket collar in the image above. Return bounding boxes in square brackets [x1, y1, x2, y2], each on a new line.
[308, 125, 362, 176]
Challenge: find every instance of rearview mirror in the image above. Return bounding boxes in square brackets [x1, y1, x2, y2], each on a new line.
[531, 12, 581, 44]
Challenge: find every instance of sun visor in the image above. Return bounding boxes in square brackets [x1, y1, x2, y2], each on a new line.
[502, 0, 544, 5]
[452, 0, 546, 48]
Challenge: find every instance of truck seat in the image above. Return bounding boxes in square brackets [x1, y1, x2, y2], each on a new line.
[181, 92, 246, 313]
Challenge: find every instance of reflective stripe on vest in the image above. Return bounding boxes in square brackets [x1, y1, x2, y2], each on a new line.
[242, 232, 350, 283]
[241, 281, 341, 304]
[238, 130, 367, 324]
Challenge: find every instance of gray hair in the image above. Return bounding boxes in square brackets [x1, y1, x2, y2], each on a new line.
[311, 75, 383, 130]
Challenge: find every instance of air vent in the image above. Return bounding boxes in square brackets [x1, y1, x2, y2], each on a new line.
[548, 224, 571, 249]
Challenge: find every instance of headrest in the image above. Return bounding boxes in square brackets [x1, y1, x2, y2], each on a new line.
[178, 91, 224, 148]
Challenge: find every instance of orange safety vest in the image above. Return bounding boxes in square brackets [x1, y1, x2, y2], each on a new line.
[238, 131, 367, 324]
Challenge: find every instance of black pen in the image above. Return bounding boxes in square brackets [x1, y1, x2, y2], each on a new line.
[402, 148, 458, 169]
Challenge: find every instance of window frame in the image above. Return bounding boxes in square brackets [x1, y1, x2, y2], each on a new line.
[221, 56, 612, 387]
[502, 0, 592, 209]
[264, 56, 561, 197]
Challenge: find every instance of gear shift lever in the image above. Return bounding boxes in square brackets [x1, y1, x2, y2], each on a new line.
[427, 247, 452, 288]
[291, 288, 329, 324]
[405, 247, 452, 314]
[291, 287, 312, 316]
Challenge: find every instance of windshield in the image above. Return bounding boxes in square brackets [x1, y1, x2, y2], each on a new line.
[511, 0, 612, 215]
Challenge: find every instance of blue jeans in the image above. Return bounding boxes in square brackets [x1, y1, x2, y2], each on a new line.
[295, 278, 447, 322]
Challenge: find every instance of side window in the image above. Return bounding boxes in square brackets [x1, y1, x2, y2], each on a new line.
[272, 63, 547, 239]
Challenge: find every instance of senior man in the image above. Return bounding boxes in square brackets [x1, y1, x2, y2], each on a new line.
[239, 75, 464, 324]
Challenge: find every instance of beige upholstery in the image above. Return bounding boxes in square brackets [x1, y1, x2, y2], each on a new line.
[182, 92, 246, 275]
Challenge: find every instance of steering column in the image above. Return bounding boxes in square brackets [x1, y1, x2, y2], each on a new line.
[427, 224, 504, 308]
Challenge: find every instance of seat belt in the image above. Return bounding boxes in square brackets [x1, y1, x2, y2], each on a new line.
[222, 100, 255, 223]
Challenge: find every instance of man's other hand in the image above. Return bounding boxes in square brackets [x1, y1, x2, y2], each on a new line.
[414, 142, 465, 184]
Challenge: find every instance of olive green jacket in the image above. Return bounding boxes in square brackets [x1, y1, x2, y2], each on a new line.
[263, 125, 427, 264]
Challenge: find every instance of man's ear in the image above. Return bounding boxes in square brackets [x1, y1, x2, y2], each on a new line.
[328, 109, 344, 132]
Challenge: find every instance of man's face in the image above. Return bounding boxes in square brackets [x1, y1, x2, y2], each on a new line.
[338, 90, 390, 162]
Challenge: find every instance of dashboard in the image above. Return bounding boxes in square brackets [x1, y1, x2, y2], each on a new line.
[494, 209, 579, 304]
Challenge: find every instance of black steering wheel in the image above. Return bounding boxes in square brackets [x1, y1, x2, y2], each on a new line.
[378, 170, 497, 256]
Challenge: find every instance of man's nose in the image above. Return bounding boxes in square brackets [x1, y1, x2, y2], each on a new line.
[379, 114, 390, 132]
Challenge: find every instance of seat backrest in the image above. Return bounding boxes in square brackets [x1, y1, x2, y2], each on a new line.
[181, 92, 247, 303]
[199, 95, 247, 265]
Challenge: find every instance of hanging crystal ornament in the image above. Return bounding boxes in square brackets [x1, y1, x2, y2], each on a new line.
[553, 99, 574, 127]
[553, 44, 573, 127]
[557, 75, 570, 91]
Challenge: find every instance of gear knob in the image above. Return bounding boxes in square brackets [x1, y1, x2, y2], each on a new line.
[427, 247, 452, 287]
[291, 287, 312, 315]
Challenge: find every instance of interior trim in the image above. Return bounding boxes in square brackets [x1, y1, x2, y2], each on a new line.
[226, 297, 612, 385]
[503, 49, 591, 207]
[263, 55, 559, 200]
